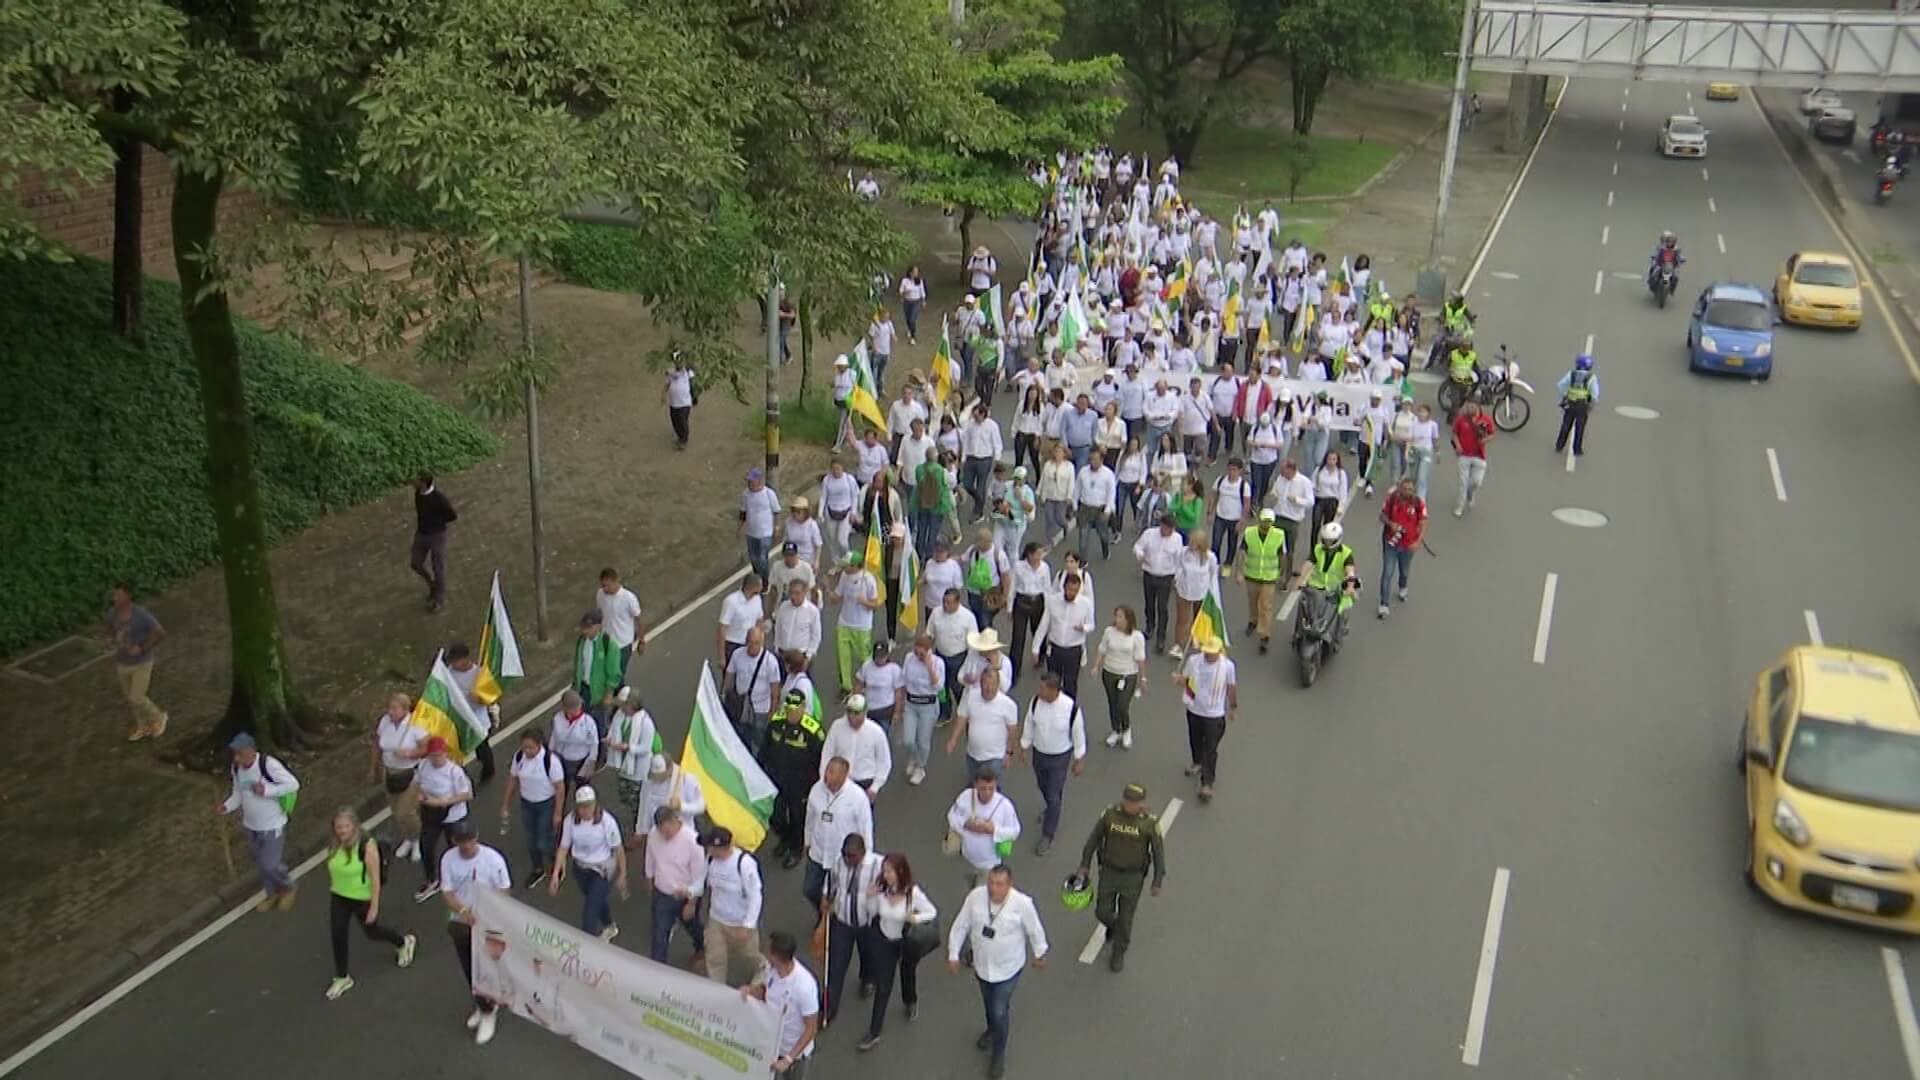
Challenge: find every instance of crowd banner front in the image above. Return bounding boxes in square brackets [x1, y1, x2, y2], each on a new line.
[472, 888, 781, 1078]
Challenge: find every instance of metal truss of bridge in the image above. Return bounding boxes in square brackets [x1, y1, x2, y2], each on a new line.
[1471, 2, 1920, 93]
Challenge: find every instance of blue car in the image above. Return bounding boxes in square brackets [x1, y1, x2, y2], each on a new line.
[1687, 282, 1775, 379]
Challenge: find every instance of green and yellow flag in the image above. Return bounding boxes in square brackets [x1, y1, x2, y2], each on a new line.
[410, 651, 491, 762]
[683, 663, 778, 850]
[863, 510, 889, 610]
[471, 571, 523, 705]
[1188, 574, 1230, 650]
[848, 343, 889, 434]
[898, 544, 920, 632]
[931, 320, 955, 411]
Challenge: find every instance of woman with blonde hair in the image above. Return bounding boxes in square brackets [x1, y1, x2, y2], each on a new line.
[324, 806, 415, 1000]
[368, 692, 425, 861]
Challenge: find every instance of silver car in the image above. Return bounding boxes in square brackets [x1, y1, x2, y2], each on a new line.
[1810, 106, 1857, 143]
[1659, 115, 1708, 158]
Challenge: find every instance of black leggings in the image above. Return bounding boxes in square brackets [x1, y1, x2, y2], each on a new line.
[330, 893, 406, 978]
[865, 931, 929, 1037]
[1101, 668, 1136, 733]
[448, 922, 495, 1013]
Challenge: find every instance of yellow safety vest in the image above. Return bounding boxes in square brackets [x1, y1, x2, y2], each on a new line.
[1306, 544, 1354, 591]
[1241, 526, 1286, 583]
[1564, 369, 1593, 404]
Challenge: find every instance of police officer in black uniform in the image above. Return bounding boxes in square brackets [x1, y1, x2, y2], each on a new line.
[764, 689, 825, 869]
[1077, 782, 1167, 972]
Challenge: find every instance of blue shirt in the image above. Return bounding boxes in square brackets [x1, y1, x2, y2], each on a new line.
[1556, 370, 1601, 402]
[1059, 406, 1098, 449]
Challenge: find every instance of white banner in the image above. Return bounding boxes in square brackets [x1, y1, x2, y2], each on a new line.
[472, 889, 782, 1079]
[1220, 376, 1391, 433]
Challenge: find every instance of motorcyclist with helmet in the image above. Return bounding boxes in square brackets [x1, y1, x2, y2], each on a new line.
[1290, 522, 1361, 644]
[1648, 231, 1684, 294]
[1554, 354, 1600, 457]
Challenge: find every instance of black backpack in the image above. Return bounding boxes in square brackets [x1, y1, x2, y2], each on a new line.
[349, 834, 394, 885]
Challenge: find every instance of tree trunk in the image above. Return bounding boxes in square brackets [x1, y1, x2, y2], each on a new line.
[957, 206, 975, 287]
[1291, 67, 1330, 135]
[1163, 120, 1206, 169]
[171, 169, 308, 757]
[797, 294, 815, 405]
[109, 90, 143, 339]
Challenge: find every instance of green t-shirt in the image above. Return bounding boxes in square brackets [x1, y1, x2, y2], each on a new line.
[1169, 492, 1204, 533]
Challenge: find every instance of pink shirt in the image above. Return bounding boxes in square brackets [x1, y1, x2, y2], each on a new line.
[645, 826, 705, 896]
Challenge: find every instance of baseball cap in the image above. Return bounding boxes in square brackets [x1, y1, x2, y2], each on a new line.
[424, 735, 449, 754]
[1122, 783, 1148, 803]
[449, 819, 478, 841]
[575, 785, 598, 804]
[847, 693, 868, 712]
[781, 540, 799, 554]
[704, 826, 735, 848]
[227, 733, 257, 751]
[1259, 508, 1276, 522]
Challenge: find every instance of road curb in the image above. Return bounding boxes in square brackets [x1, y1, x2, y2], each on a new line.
[0, 558, 748, 1065]
[1752, 91, 1920, 341]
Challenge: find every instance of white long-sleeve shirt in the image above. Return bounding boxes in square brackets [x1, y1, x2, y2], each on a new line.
[871, 884, 938, 942]
[1174, 549, 1220, 603]
[1075, 465, 1117, 512]
[960, 418, 1004, 460]
[704, 848, 764, 928]
[1132, 528, 1185, 576]
[805, 778, 875, 867]
[1313, 465, 1350, 503]
[945, 789, 1022, 871]
[1020, 692, 1088, 759]
[827, 851, 885, 926]
[222, 754, 299, 832]
[1033, 591, 1097, 652]
[947, 885, 1048, 981]
[1143, 389, 1180, 426]
[820, 716, 893, 792]
[1037, 460, 1075, 502]
[1271, 472, 1314, 522]
[773, 599, 822, 659]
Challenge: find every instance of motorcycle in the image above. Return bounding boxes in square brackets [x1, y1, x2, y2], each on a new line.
[1437, 344, 1534, 432]
[1292, 584, 1347, 687]
[1877, 176, 1896, 205]
[1425, 326, 1464, 372]
[1649, 263, 1677, 309]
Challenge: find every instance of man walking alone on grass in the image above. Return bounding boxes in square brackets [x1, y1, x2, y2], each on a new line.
[108, 583, 167, 741]
[410, 472, 457, 612]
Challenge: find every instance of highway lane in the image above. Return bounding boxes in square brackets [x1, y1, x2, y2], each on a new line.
[1456, 75, 1920, 1080]
[15, 77, 1920, 1080]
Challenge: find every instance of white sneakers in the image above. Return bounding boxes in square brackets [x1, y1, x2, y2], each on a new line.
[325, 976, 354, 1000]
[467, 1008, 485, 1031]
[908, 765, 927, 785]
[1104, 732, 1121, 748]
[599, 925, 620, 943]
[1378, 604, 1390, 619]
[1398, 586, 1409, 601]
[395, 839, 419, 861]
[397, 933, 417, 968]
[475, 1011, 497, 1045]
[1122, 730, 1134, 749]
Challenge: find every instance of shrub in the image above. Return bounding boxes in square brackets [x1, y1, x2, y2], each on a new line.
[545, 222, 650, 292]
[0, 257, 499, 653]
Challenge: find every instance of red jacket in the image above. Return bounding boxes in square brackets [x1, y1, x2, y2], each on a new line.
[1381, 491, 1426, 550]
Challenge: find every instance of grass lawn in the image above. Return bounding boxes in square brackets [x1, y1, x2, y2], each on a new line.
[1174, 117, 1401, 215]
[745, 392, 842, 446]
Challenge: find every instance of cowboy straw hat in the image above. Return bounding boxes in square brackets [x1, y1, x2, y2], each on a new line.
[966, 627, 1006, 653]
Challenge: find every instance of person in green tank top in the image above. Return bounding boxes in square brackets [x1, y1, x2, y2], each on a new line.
[325, 807, 416, 1000]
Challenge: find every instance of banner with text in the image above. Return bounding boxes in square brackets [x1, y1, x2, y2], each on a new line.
[1269, 378, 1388, 433]
[473, 889, 781, 1079]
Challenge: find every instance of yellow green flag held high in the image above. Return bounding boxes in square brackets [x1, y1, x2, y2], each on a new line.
[863, 511, 888, 610]
[1188, 572, 1230, 650]
[848, 344, 889, 434]
[472, 570, 524, 705]
[931, 320, 955, 412]
[683, 662, 778, 850]
[897, 544, 920, 632]
[411, 650, 491, 762]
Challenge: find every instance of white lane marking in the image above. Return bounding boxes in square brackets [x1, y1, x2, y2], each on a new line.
[1078, 797, 1182, 964]
[1805, 610, 1824, 647]
[1583, 332, 1595, 354]
[1702, 168, 1710, 182]
[1565, 445, 1576, 473]
[1621, 101, 1628, 113]
[1612, 161, 1619, 176]
[1708, 196, 1718, 213]
[0, 565, 752, 1079]
[1766, 447, 1788, 502]
[1624, 86, 1630, 98]
[1614, 138, 1621, 151]
[1606, 190, 1615, 207]
[1461, 81, 1567, 294]
[1490, 271, 1520, 280]
[1617, 118, 1624, 132]
[1532, 573, 1558, 665]
[1601, 225, 1610, 246]
[1844, 147, 1862, 164]
[1717, 233, 1727, 254]
[1883, 948, 1920, 1080]
[1461, 867, 1513, 1067]
[1593, 270, 1604, 295]
[1686, 90, 1693, 102]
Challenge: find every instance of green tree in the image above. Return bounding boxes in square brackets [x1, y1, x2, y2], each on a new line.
[1281, 0, 1457, 135]
[1061, 0, 1287, 167]
[861, 0, 1124, 275]
[1, 0, 739, 754]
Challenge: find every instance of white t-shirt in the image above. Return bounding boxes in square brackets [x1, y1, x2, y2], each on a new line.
[1181, 654, 1237, 718]
[415, 759, 473, 823]
[376, 714, 425, 771]
[1410, 418, 1440, 452]
[836, 571, 878, 632]
[765, 962, 821, 1060]
[560, 811, 623, 872]
[440, 843, 511, 914]
[596, 587, 642, 649]
[510, 747, 565, 803]
[718, 589, 763, 646]
[666, 369, 694, 409]
[1098, 626, 1147, 676]
[1213, 472, 1252, 522]
[959, 687, 1020, 761]
[857, 659, 903, 708]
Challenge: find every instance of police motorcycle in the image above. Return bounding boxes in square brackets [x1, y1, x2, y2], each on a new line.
[1437, 342, 1533, 432]
[1291, 523, 1362, 688]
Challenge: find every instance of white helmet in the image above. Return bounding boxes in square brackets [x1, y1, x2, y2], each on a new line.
[1320, 522, 1344, 545]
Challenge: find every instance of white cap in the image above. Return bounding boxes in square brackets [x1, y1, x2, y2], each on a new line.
[575, 785, 598, 804]
[648, 753, 670, 777]
[834, 354, 850, 368]
[847, 693, 868, 712]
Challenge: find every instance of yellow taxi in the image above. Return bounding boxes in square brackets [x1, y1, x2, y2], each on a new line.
[1773, 250, 1864, 329]
[1706, 81, 1741, 101]
[1741, 647, 1920, 932]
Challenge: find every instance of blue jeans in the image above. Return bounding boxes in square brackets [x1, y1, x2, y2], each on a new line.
[1302, 429, 1330, 473]
[912, 509, 942, 559]
[902, 699, 939, 769]
[961, 457, 994, 517]
[872, 354, 889, 395]
[649, 886, 704, 963]
[1380, 542, 1415, 608]
[520, 797, 556, 874]
[746, 535, 773, 582]
[574, 861, 614, 935]
[1068, 444, 1091, 472]
[977, 970, 1023, 1059]
[1032, 749, 1071, 840]
[1408, 447, 1434, 503]
[1250, 461, 1275, 508]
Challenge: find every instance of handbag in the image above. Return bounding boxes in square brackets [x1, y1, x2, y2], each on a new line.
[941, 827, 963, 857]
[905, 919, 941, 961]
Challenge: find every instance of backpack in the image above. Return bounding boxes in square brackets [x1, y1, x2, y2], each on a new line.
[917, 472, 942, 509]
[357, 834, 395, 885]
[234, 753, 298, 815]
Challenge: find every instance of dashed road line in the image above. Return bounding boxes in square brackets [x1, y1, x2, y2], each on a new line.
[1708, 196, 1718, 213]
[1606, 190, 1615, 208]
[1702, 167, 1710, 182]
[1593, 270, 1603, 295]
[1804, 610, 1823, 647]
[1461, 867, 1513, 1067]
[1766, 447, 1787, 502]
[1601, 225, 1610, 246]
[1532, 573, 1558, 664]
[1882, 948, 1920, 1080]
[1717, 233, 1727, 254]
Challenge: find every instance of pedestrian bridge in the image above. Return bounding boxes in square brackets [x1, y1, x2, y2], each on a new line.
[1471, 2, 1920, 92]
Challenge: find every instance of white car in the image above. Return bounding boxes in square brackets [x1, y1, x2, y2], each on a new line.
[1800, 87, 1843, 115]
[1659, 115, 1708, 158]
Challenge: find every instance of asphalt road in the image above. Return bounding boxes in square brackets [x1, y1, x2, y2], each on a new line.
[13, 77, 1920, 1080]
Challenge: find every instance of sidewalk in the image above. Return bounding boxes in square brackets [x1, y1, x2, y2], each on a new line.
[1753, 85, 1920, 341]
[0, 73, 1560, 1056]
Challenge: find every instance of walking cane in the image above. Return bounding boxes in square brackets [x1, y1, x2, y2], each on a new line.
[215, 800, 237, 880]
